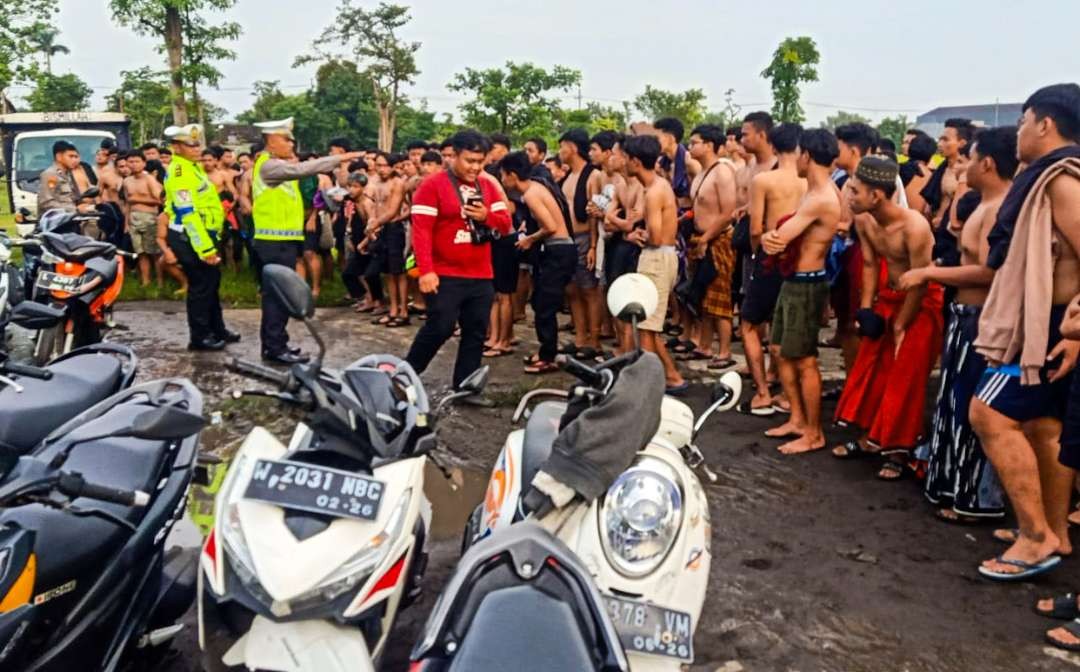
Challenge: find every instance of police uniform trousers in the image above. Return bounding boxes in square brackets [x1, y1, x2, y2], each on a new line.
[169, 229, 225, 343]
[253, 239, 302, 356]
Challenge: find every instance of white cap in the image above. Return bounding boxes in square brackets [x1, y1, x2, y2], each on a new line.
[163, 123, 205, 145]
[253, 117, 295, 140]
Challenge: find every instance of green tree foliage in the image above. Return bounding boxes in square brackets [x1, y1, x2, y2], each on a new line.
[821, 110, 871, 131]
[632, 85, 707, 128]
[106, 68, 175, 144]
[701, 88, 742, 131]
[448, 61, 581, 139]
[760, 36, 820, 123]
[0, 1, 58, 95]
[297, 2, 420, 151]
[26, 72, 92, 112]
[109, 0, 241, 125]
[876, 114, 911, 148]
[26, 25, 68, 75]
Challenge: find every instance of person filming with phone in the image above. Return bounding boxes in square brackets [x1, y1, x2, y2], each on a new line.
[405, 129, 513, 396]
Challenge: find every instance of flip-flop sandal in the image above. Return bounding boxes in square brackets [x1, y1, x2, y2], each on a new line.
[373, 315, 392, 326]
[407, 303, 426, 315]
[737, 399, 776, 416]
[664, 324, 684, 337]
[576, 347, 599, 360]
[665, 337, 682, 349]
[978, 554, 1061, 582]
[558, 341, 578, 355]
[934, 509, 987, 526]
[707, 357, 737, 370]
[523, 353, 542, 365]
[665, 382, 690, 396]
[356, 304, 375, 313]
[483, 348, 510, 358]
[1036, 593, 1080, 620]
[678, 349, 712, 361]
[771, 402, 791, 414]
[371, 307, 389, 317]
[386, 316, 411, 327]
[1046, 619, 1080, 652]
[524, 360, 560, 375]
[671, 340, 696, 354]
[831, 441, 869, 459]
[876, 461, 907, 481]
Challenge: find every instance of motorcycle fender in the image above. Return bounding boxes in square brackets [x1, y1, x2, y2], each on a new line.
[222, 615, 374, 672]
[479, 431, 524, 538]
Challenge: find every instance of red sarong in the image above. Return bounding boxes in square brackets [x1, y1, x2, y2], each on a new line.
[835, 282, 944, 450]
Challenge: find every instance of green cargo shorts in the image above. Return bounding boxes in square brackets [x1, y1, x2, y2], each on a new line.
[771, 277, 830, 359]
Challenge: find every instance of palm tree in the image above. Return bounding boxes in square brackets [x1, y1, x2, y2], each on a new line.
[27, 26, 70, 75]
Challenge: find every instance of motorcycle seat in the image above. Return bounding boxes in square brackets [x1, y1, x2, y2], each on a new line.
[520, 401, 566, 490]
[42, 232, 115, 262]
[0, 352, 123, 454]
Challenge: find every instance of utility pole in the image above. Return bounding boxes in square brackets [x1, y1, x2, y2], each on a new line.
[577, 84, 582, 110]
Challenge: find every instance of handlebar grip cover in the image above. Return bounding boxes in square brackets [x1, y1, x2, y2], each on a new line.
[555, 354, 602, 386]
[3, 361, 52, 380]
[229, 357, 290, 387]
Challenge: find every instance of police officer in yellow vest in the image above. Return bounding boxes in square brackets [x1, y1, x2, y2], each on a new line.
[163, 123, 239, 351]
[252, 118, 363, 363]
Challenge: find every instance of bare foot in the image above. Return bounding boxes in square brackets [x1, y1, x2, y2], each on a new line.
[981, 533, 1061, 576]
[1069, 508, 1080, 526]
[1047, 624, 1080, 650]
[1037, 593, 1080, 617]
[765, 421, 803, 438]
[779, 434, 826, 455]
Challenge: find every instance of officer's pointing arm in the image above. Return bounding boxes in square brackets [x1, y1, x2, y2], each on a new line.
[259, 155, 351, 188]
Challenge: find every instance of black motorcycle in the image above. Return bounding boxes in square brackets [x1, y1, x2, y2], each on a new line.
[0, 378, 206, 671]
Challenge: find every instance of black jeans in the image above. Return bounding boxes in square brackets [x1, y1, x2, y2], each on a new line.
[532, 242, 577, 362]
[406, 276, 494, 389]
[170, 229, 225, 343]
[253, 239, 302, 356]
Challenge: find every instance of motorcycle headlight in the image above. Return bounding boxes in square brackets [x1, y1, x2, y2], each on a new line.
[600, 458, 683, 578]
[291, 487, 412, 607]
[217, 455, 261, 589]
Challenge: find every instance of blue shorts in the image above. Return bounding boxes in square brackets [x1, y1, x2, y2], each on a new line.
[974, 362, 1071, 423]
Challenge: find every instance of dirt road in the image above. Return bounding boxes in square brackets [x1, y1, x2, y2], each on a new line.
[111, 303, 1076, 671]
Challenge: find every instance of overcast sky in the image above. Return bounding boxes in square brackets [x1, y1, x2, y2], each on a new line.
[13, 0, 1080, 126]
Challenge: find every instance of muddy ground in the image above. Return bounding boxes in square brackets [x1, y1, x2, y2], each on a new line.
[104, 302, 1078, 672]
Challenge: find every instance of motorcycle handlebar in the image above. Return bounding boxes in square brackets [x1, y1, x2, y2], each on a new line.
[555, 354, 602, 387]
[1, 360, 52, 380]
[228, 357, 291, 388]
[57, 472, 149, 507]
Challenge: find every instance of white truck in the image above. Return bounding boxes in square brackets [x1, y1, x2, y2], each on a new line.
[1, 112, 132, 216]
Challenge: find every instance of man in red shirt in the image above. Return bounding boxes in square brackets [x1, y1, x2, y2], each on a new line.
[406, 130, 513, 390]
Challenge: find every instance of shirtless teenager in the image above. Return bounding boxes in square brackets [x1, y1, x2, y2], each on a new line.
[725, 127, 748, 173]
[902, 133, 936, 215]
[625, 134, 686, 392]
[500, 151, 574, 373]
[740, 123, 806, 415]
[94, 142, 122, 204]
[925, 118, 975, 227]
[898, 126, 1017, 523]
[368, 152, 409, 326]
[687, 124, 738, 368]
[586, 131, 623, 343]
[968, 84, 1080, 583]
[559, 128, 604, 359]
[603, 139, 646, 355]
[122, 151, 164, 286]
[760, 128, 842, 454]
[833, 156, 943, 482]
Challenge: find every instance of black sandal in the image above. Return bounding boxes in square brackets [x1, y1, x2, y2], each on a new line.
[1037, 593, 1080, 621]
[831, 441, 869, 460]
[876, 461, 907, 481]
[1046, 619, 1080, 652]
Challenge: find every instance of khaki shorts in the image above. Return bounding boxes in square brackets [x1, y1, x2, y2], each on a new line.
[130, 210, 160, 255]
[637, 247, 677, 332]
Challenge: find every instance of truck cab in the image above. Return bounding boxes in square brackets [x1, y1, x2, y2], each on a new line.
[1, 112, 132, 217]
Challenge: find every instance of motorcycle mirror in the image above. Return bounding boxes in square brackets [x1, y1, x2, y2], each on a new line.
[606, 273, 658, 323]
[458, 366, 490, 395]
[126, 406, 207, 441]
[692, 371, 743, 440]
[262, 265, 315, 320]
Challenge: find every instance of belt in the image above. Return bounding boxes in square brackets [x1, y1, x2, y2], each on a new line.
[645, 245, 676, 253]
[788, 269, 827, 283]
[541, 237, 574, 250]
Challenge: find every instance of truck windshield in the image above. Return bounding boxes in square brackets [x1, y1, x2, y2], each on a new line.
[13, 134, 112, 193]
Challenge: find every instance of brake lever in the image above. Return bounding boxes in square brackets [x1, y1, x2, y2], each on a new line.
[231, 388, 298, 404]
[683, 443, 718, 483]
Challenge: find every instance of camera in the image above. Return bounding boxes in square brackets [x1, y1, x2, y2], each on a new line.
[462, 193, 499, 245]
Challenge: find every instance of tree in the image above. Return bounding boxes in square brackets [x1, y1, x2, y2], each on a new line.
[0, 1, 58, 101]
[180, 14, 241, 127]
[26, 72, 92, 112]
[821, 110, 870, 131]
[236, 80, 288, 125]
[448, 61, 581, 139]
[26, 25, 68, 75]
[297, 2, 420, 151]
[701, 88, 743, 131]
[107, 67, 174, 144]
[876, 114, 911, 148]
[109, 0, 241, 126]
[760, 36, 820, 124]
[632, 86, 707, 128]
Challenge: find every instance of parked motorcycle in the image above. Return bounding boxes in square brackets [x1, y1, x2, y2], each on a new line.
[0, 377, 207, 671]
[198, 265, 482, 672]
[10, 208, 133, 364]
[460, 273, 742, 670]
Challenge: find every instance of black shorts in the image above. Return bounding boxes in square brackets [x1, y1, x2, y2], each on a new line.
[492, 236, 520, 294]
[1060, 371, 1080, 469]
[377, 220, 407, 275]
[303, 218, 322, 253]
[740, 253, 784, 325]
[605, 235, 643, 286]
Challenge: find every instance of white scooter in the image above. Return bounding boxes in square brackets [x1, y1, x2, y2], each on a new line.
[463, 273, 741, 670]
[197, 265, 485, 672]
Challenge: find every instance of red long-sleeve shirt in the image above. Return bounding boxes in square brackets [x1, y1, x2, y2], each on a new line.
[410, 170, 511, 279]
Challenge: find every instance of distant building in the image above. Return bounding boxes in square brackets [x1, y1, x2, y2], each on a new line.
[916, 103, 1023, 138]
[214, 123, 261, 148]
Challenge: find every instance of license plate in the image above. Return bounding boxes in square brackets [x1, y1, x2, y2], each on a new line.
[37, 271, 82, 292]
[243, 459, 385, 521]
[602, 595, 693, 662]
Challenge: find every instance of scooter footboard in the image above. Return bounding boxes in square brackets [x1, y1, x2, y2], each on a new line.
[222, 616, 375, 672]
